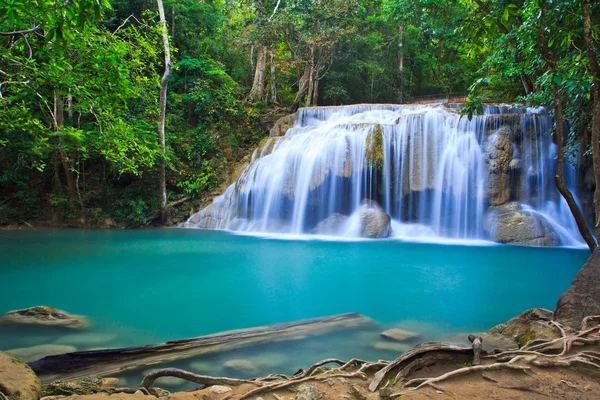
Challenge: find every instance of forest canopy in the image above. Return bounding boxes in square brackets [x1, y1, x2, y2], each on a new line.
[0, 0, 599, 227]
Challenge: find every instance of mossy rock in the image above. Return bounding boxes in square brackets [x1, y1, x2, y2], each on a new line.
[365, 124, 384, 168]
[42, 377, 120, 396]
[0, 352, 42, 400]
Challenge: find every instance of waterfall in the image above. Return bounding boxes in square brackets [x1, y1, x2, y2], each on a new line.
[186, 104, 589, 246]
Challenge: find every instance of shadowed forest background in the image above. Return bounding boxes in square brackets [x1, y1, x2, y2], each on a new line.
[1, 0, 599, 228]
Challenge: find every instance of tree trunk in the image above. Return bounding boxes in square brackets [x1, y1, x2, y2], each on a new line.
[157, 0, 172, 224]
[305, 59, 314, 108]
[553, 87, 597, 251]
[398, 23, 404, 103]
[270, 50, 277, 103]
[290, 66, 311, 113]
[250, 45, 255, 76]
[581, 0, 600, 240]
[248, 45, 267, 102]
[312, 78, 319, 106]
[54, 93, 77, 203]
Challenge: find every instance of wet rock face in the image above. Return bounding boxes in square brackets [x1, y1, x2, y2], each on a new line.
[0, 306, 86, 329]
[271, 113, 298, 137]
[555, 248, 600, 329]
[359, 200, 392, 239]
[485, 127, 514, 206]
[0, 352, 42, 400]
[484, 204, 561, 246]
[312, 213, 349, 235]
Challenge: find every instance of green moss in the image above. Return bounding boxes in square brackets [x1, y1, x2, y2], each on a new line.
[518, 329, 536, 348]
[365, 124, 384, 168]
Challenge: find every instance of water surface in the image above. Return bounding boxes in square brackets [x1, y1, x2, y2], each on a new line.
[0, 228, 588, 387]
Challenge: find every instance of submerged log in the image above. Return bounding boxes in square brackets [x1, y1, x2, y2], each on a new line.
[30, 312, 372, 383]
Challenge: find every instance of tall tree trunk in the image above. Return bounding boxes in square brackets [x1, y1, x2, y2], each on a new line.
[290, 65, 311, 113]
[305, 46, 315, 108]
[157, 0, 172, 224]
[270, 50, 277, 103]
[54, 93, 77, 203]
[248, 45, 267, 101]
[312, 78, 319, 106]
[398, 23, 404, 103]
[250, 45, 255, 76]
[581, 0, 600, 240]
[553, 87, 597, 251]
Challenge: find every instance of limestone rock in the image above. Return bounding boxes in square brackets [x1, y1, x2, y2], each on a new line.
[296, 384, 321, 400]
[484, 205, 560, 246]
[0, 352, 42, 400]
[42, 377, 120, 396]
[555, 248, 600, 329]
[380, 328, 420, 342]
[0, 306, 86, 329]
[271, 113, 298, 137]
[312, 213, 349, 235]
[223, 359, 258, 375]
[8, 345, 77, 363]
[209, 385, 232, 394]
[486, 308, 559, 348]
[359, 200, 392, 238]
[485, 127, 513, 173]
[484, 127, 514, 206]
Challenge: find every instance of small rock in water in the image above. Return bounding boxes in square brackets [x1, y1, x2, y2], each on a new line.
[372, 341, 412, 353]
[223, 359, 258, 375]
[7, 344, 76, 362]
[0, 306, 86, 329]
[209, 385, 232, 394]
[380, 328, 420, 342]
[296, 384, 322, 400]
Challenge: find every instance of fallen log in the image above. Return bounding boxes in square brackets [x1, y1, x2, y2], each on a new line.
[29, 312, 372, 383]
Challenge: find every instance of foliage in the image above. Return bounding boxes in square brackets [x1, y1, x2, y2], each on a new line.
[1, 0, 598, 225]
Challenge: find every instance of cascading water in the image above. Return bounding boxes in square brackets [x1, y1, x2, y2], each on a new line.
[186, 104, 589, 246]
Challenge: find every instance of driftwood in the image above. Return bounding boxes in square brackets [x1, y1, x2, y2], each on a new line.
[30, 312, 372, 383]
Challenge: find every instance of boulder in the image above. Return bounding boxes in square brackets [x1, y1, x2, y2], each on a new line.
[7, 344, 77, 363]
[0, 306, 86, 329]
[296, 384, 322, 400]
[555, 248, 600, 329]
[484, 205, 561, 246]
[312, 213, 349, 235]
[380, 328, 420, 342]
[359, 200, 392, 238]
[485, 308, 560, 348]
[0, 352, 42, 400]
[42, 377, 120, 396]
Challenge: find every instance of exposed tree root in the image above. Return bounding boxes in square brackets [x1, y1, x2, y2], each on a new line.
[404, 355, 532, 390]
[139, 368, 258, 389]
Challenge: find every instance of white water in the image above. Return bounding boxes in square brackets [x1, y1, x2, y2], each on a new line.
[187, 104, 588, 246]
